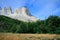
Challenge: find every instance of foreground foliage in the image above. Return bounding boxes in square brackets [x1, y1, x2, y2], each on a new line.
[0, 15, 60, 34]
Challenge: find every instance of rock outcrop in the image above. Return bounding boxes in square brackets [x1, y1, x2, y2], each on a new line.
[0, 6, 39, 22]
[0, 7, 12, 15]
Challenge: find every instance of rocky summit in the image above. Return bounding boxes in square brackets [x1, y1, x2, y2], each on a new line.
[0, 6, 39, 22]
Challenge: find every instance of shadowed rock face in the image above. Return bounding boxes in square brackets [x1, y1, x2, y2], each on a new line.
[0, 7, 12, 15]
[0, 7, 2, 10]
[21, 6, 32, 16]
[0, 6, 39, 22]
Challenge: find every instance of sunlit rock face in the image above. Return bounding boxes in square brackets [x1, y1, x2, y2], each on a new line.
[0, 7, 2, 15]
[0, 6, 39, 22]
[21, 6, 32, 16]
[0, 7, 12, 15]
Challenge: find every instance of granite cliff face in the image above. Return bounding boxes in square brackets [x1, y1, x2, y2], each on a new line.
[0, 6, 38, 22]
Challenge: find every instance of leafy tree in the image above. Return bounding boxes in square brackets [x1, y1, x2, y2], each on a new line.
[0, 15, 60, 34]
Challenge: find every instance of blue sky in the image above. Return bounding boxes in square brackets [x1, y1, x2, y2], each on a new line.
[0, 0, 60, 20]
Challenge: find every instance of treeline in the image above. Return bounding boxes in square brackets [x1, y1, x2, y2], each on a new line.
[0, 15, 60, 34]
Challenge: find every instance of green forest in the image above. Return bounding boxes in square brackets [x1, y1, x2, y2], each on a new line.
[0, 15, 60, 34]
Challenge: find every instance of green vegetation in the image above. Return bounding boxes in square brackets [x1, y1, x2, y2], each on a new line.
[0, 15, 60, 34]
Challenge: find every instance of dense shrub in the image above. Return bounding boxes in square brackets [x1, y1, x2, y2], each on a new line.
[0, 15, 60, 34]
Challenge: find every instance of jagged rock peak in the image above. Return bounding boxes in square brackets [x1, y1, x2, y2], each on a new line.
[0, 6, 39, 22]
[0, 6, 12, 15]
[14, 8, 21, 14]
[21, 6, 32, 16]
[0, 7, 2, 10]
[3, 7, 12, 10]
[3, 7, 12, 14]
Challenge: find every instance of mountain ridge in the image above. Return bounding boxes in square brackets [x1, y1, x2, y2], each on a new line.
[0, 6, 39, 22]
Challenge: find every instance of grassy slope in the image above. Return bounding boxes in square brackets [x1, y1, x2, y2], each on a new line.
[0, 33, 60, 40]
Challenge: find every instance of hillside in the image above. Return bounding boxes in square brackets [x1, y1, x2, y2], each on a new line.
[0, 15, 60, 34]
[0, 15, 28, 33]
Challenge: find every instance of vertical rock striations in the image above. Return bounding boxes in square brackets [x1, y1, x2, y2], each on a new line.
[0, 6, 39, 22]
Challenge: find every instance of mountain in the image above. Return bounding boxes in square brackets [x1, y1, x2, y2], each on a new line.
[0, 6, 39, 22]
